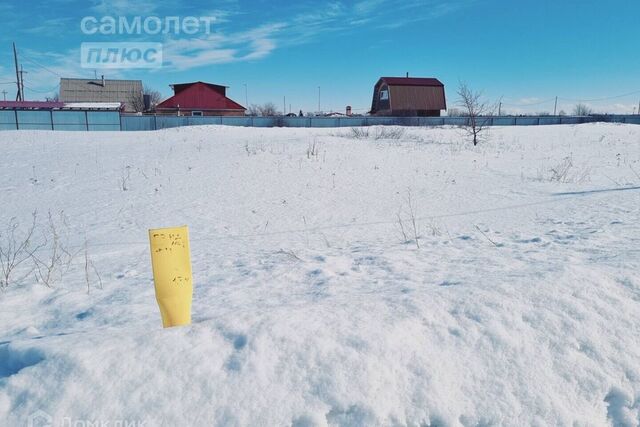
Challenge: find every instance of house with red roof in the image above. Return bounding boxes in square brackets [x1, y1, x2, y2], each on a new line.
[155, 81, 246, 116]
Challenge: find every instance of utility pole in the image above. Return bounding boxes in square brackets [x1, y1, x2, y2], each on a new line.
[1, 90, 7, 101]
[19, 65, 27, 101]
[283, 96, 286, 116]
[13, 42, 22, 102]
[637, 99, 640, 115]
[553, 96, 558, 116]
[243, 84, 248, 109]
[498, 102, 502, 116]
[318, 86, 321, 115]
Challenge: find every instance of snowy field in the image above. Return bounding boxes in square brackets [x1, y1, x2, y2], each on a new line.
[1, 124, 639, 427]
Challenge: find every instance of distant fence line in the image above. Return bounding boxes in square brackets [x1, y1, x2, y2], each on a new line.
[1, 110, 639, 131]
[121, 114, 640, 131]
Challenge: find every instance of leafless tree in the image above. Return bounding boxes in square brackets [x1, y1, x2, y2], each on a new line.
[247, 104, 260, 116]
[128, 89, 145, 113]
[573, 103, 593, 116]
[144, 85, 163, 109]
[457, 82, 496, 146]
[258, 102, 280, 117]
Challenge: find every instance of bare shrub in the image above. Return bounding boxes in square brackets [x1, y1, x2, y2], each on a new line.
[396, 189, 420, 248]
[548, 156, 591, 183]
[350, 127, 370, 139]
[307, 139, 320, 159]
[0, 212, 42, 289]
[374, 127, 405, 140]
[31, 211, 77, 288]
[347, 127, 405, 140]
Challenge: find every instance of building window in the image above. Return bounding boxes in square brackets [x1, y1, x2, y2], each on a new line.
[379, 90, 389, 101]
[191, 111, 203, 117]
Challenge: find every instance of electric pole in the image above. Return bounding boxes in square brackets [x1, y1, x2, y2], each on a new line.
[19, 65, 27, 101]
[243, 84, 248, 109]
[553, 96, 558, 116]
[13, 42, 22, 102]
[637, 99, 640, 115]
[283, 96, 286, 116]
[318, 86, 321, 115]
[498, 102, 502, 116]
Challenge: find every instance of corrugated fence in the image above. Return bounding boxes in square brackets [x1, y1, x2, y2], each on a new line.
[0, 110, 121, 131]
[1, 111, 639, 131]
[121, 114, 640, 131]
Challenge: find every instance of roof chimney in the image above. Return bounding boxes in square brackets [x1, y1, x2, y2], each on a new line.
[406, 72, 409, 78]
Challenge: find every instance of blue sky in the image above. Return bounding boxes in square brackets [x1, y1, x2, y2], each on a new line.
[0, 0, 639, 114]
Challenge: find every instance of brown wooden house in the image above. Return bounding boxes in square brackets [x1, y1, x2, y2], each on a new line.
[370, 77, 446, 117]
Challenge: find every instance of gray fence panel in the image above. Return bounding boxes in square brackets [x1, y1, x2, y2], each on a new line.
[88, 111, 120, 125]
[55, 124, 89, 131]
[624, 116, 640, 124]
[17, 111, 52, 126]
[89, 124, 121, 131]
[560, 117, 581, 125]
[121, 115, 154, 131]
[515, 117, 539, 126]
[443, 117, 469, 126]
[0, 111, 17, 129]
[492, 117, 516, 126]
[539, 117, 562, 125]
[282, 117, 310, 128]
[251, 117, 277, 127]
[53, 111, 86, 125]
[221, 117, 254, 127]
[18, 124, 54, 130]
[156, 116, 190, 129]
[310, 118, 340, 127]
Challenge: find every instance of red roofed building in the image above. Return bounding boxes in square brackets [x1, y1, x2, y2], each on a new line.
[155, 81, 246, 116]
[370, 76, 446, 117]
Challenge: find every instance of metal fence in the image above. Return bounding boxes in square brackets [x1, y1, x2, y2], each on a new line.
[1, 111, 639, 131]
[121, 114, 640, 131]
[0, 110, 121, 131]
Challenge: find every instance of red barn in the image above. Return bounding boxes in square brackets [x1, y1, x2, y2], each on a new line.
[155, 81, 246, 116]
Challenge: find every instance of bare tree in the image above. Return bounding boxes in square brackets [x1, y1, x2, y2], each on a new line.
[247, 104, 260, 116]
[573, 103, 592, 116]
[128, 89, 145, 113]
[258, 102, 280, 117]
[143, 85, 163, 109]
[457, 82, 496, 146]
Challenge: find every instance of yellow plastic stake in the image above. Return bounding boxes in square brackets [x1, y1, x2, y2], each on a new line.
[149, 226, 193, 328]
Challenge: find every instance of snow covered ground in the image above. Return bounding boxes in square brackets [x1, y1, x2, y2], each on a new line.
[1, 123, 639, 426]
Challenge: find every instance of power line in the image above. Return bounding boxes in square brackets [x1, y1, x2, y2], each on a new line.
[23, 83, 60, 94]
[558, 89, 640, 103]
[20, 54, 64, 78]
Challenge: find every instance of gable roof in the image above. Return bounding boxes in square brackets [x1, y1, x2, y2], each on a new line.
[156, 81, 245, 111]
[378, 77, 444, 87]
[171, 81, 228, 95]
[59, 78, 142, 112]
